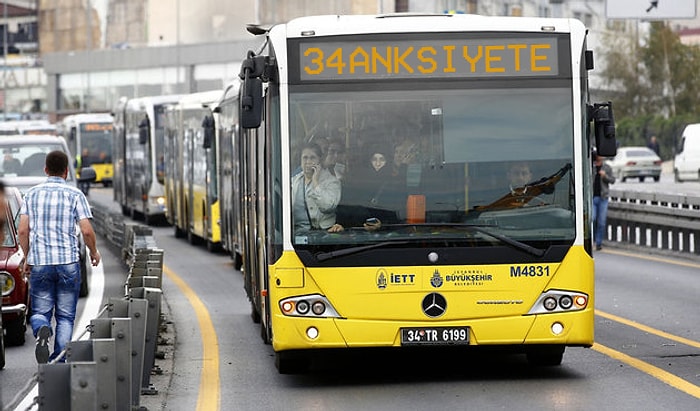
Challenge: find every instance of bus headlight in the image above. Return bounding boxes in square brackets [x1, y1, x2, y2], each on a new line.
[296, 300, 310, 314]
[527, 290, 589, 315]
[543, 297, 557, 311]
[279, 294, 341, 318]
[559, 295, 573, 309]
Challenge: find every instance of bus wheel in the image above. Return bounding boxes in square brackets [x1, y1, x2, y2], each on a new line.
[251, 303, 261, 324]
[206, 240, 221, 253]
[526, 345, 564, 366]
[275, 351, 310, 374]
[174, 225, 185, 238]
[187, 230, 200, 245]
[233, 253, 243, 271]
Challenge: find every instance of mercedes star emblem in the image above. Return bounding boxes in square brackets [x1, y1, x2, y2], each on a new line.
[422, 293, 447, 318]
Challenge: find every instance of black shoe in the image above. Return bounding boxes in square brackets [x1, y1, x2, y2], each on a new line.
[596, 245, 602, 251]
[35, 326, 51, 364]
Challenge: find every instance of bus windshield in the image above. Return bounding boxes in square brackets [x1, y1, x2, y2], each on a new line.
[289, 86, 575, 247]
[79, 123, 113, 164]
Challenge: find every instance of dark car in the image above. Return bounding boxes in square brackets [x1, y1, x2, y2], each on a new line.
[1, 186, 29, 347]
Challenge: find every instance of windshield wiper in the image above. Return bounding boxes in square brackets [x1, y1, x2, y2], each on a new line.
[381, 223, 546, 257]
[474, 163, 572, 211]
[315, 241, 409, 262]
[466, 225, 546, 257]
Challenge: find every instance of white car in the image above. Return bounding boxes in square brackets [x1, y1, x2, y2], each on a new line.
[606, 146, 662, 182]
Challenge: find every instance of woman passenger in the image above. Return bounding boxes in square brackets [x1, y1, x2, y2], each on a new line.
[291, 143, 344, 233]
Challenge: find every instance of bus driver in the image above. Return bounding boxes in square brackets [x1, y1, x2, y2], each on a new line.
[291, 142, 344, 233]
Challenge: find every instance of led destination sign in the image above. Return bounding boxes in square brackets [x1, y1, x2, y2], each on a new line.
[299, 37, 559, 81]
[81, 123, 113, 132]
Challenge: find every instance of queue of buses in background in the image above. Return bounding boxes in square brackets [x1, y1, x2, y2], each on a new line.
[111, 13, 619, 373]
[0, 115, 115, 188]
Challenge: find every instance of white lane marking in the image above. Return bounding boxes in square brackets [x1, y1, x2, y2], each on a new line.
[12, 261, 105, 411]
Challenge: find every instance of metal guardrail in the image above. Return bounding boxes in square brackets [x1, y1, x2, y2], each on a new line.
[607, 188, 700, 255]
[4, 204, 168, 411]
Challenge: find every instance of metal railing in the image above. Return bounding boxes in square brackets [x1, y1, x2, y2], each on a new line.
[607, 188, 700, 255]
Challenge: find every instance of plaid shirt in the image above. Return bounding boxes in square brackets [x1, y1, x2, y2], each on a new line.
[20, 176, 92, 265]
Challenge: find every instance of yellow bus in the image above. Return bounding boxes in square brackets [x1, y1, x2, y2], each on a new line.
[113, 95, 181, 225]
[211, 82, 244, 269]
[61, 113, 114, 186]
[230, 14, 617, 373]
[164, 90, 223, 251]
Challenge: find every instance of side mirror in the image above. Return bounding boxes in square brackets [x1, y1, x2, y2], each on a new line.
[238, 53, 269, 130]
[202, 115, 215, 149]
[69, 127, 76, 141]
[240, 77, 263, 129]
[590, 101, 617, 157]
[138, 118, 150, 145]
[78, 167, 97, 183]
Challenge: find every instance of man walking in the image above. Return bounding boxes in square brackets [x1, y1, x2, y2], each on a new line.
[592, 151, 615, 251]
[18, 150, 100, 364]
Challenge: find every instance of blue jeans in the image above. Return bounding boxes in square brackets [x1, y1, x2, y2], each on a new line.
[592, 196, 609, 247]
[29, 262, 81, 363]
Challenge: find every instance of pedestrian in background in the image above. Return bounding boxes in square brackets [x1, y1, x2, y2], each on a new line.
[592, 151, 615, 251]
[17, 150, 100, 364]
[647, 135, 660, 157]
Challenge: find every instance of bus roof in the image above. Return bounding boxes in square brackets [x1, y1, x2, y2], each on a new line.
[61, 113, 113, 125]
[281, 14, 585, 37]
[127, 94, 184, 110]
[177, 90, 223, 110]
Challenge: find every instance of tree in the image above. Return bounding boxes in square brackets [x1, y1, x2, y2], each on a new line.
[599, 26, 651, 118]
[600, 21, 700, 119]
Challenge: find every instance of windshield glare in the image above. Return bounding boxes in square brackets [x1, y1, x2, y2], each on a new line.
[0, 143, 72, 179]
[79, 125, 113, 164]
[289, 87, 575, 247]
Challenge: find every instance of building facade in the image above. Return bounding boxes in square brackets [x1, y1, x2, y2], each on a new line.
[3, 0, 697, 120]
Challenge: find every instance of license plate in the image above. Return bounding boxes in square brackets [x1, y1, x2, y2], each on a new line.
[401, 326, 470, 346]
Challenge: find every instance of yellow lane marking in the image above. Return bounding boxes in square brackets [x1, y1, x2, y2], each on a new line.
[601, 248, 700, 269]
[596, 249, 700, 398]
[592, 343, 700, 399]
[164, 265, 220, 411]
[596, 310, 700, 349]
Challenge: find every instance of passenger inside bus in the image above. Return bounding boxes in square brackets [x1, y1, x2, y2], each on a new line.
[2, 150, 21, 174]
[323, 138, 346, 181]
[339, 146, 401, 227]
[291, 142, 344, 233]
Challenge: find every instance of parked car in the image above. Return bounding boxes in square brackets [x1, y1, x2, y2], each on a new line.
[1, 186, 29, 347]
[0, 134, 96, 297]
[606, 146, 662, 182]
[673, 123, 700, 182]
